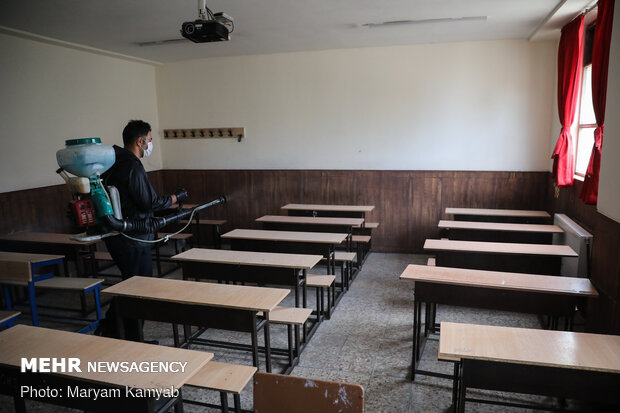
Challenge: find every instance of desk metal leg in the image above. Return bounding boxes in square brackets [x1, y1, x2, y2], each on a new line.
[172, 324, 180, 347]
[412, 298, 421, 380]
[457, 362, 466, 413]
[250, 316, 259, 370]
[452, 362, 460, 413]
[264, 313, 272, 373]
[3, 286, 11, 310]
[287, 324, 294, 367]
[234, 394, 241, 413]
[93, 288, 102, 321]
[27, 281, 38, 326]
[219, 392, 228, 413]
[302, 269, 308, 342]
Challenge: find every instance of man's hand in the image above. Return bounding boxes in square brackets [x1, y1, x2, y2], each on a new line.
[173, 188, 188, 204]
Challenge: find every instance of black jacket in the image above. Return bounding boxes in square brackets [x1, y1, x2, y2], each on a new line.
[102, 145, 172, 243]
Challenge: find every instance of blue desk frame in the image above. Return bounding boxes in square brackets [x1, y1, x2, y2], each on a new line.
[1, 256, 102, 333]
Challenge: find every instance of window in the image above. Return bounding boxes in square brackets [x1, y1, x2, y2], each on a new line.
[575, 64, 596, 177]
[573, 18, 596, 178]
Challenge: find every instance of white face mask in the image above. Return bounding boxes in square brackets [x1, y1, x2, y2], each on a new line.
[142, 141, 153, 158]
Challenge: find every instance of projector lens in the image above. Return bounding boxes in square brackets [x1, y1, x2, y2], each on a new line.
[184, 23, 195, 34]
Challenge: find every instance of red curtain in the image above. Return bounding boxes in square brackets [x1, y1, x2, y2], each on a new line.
[552, 15, 584, 187]
[580, 0, 615, 204]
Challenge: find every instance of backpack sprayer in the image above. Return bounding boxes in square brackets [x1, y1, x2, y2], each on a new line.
[55, 138, 225, 242]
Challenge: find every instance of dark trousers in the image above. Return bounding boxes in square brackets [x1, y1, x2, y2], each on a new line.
[98, 236, 153, 340]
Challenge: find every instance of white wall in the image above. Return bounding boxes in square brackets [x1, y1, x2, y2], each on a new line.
[0, 33, 161, 193]
[156, 40, 557, 171]
[597, 4, 620, 222]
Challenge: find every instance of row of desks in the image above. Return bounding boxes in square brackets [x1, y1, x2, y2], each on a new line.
[400, 264, 599, 381]
[0, 203, 377, 411]
[401, 207, 618, 411]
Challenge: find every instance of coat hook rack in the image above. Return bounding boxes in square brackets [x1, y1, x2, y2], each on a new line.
[163, 127, 245, 142]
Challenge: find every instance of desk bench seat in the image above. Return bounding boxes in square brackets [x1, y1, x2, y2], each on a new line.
[354, 222, 380, 229]
[350, 235, 372, 268]
[334, 251, 357, 262]
[1, 277, 103, 333]
[2, 277, 103, 291]
[0, 310, 20, 328]
[258, 306, 313, 371]
[185, 361, 256, 413]
[307, 275, 336, 321]
[351, 235, 371, 243]
[320, 251, 357, 290]
[261, 306, 313, 325]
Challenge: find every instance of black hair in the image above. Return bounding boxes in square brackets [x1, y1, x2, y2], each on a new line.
[122, 120, 151, 146]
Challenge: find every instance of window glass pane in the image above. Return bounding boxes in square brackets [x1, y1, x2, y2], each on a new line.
[579, 65, 596, 125]
[575, 127, 595, 175]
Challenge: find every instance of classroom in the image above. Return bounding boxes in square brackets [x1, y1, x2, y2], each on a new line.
[0, 1, 619, 412]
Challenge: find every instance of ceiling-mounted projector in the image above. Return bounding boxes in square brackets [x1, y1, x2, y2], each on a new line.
[181, 0, 233, 43]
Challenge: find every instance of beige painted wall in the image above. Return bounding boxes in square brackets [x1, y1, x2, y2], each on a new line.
[597, 4, 620, 222]
[156, 40, 557, 172]
[0, 32, 161, 193]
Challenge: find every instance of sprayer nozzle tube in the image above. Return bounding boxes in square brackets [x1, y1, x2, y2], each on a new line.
[102, 196, 226, 235]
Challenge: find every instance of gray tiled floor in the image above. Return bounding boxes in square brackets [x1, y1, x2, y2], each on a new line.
[0, 252, 591, 412]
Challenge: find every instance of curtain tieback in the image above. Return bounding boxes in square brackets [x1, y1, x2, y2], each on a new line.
[594, 125, 604, 149]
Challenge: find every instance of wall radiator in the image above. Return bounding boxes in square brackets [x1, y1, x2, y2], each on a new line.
[552, 213, 592, 278]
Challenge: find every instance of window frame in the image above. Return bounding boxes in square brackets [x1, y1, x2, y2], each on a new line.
[573, 12, 597, 180]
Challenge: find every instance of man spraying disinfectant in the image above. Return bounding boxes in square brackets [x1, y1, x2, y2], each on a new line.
[56, 120, 226, 338]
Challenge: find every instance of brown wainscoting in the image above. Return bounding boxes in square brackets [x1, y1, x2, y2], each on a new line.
[159, 170, 550, 253]
[0, 170, 553, 249]
[548, 178, 620, 334]
[0, 184, 73, 235]
[0, 170, 165, 236]
[6, 169, 620, 334]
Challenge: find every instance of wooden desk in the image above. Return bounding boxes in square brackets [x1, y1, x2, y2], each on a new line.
[0, 324, 212, 413]
[172, 248, 322, 343]
[256, 215, 363, 252]
[439, 322, 620, 412]
[438, 220, 563, 244]
[0, 232, 98, 277]
[257, 215, 363, 231]
[423, 239, 578, 275]
[445, 207, 551, 224]
[282, 203, 374, 220]
[103, 276, 288, 373]
[222, 229, 348, 276]
[399, 264, 598, 381]
[0, 251, 64, 326]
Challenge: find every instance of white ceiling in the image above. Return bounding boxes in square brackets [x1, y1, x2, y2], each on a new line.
[0, 0, 592, 63]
